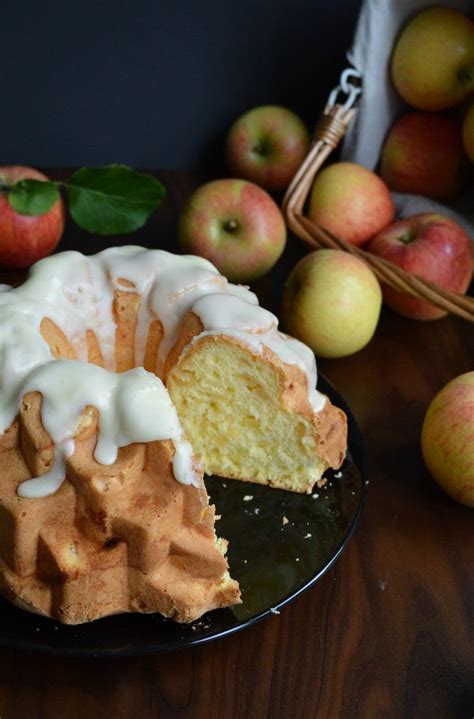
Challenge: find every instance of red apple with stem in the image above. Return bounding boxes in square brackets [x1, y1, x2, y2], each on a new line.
[308, 162, 395, 247]
[380, 112, 466, 201]
[225, 105, 310, 193]
[0, 166, 65, 269]
[367, 213, 472, 320]
[178, 179, 286, 282]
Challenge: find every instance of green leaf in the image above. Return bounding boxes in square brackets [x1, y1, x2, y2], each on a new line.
[8, 179, 60, 216]
[66, 165, 166, 235]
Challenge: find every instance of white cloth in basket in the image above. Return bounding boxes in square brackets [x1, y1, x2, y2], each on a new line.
[340, 0, 473, 239]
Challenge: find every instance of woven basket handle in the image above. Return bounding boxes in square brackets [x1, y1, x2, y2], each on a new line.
[282, 74, 474, 323]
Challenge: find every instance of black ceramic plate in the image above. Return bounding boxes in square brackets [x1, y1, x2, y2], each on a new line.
[0, 376, 367, 657]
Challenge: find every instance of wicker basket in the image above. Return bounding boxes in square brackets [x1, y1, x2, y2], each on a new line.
[282, 74, 474, 323]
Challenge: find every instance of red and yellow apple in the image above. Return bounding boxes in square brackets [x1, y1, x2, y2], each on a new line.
[380, 112, 466, 201]
[462, 102, 474, 162]
[367, 213, 472, 321]
[178, 179, 286, 282]
[308, 162, 394, 247]
[282, 249, 382, 358]
[391, 7, 474, 111]
[225, 105, 310, 193]
[0, 166, 65, 269]
[421, 372, 474, 508]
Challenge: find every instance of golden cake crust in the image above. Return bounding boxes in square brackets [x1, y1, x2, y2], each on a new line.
[0, 392, 239, 624]
[0, 254, 347, 624]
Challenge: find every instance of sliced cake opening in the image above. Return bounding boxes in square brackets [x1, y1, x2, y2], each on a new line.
[167, 336, 343, 494]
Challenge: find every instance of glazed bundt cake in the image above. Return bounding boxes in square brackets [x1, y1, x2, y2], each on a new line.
[0, 246, 347, 624]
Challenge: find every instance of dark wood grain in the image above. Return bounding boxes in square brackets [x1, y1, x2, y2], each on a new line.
[0, 170, 472, 719]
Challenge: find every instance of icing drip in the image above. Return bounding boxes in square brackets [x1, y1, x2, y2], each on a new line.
[99, 248, 223, 367]
[18, 439, 75, 498]
[16, 362, 200, 497]
[80, 246, 259, 369]
[0, 245, 326, 498]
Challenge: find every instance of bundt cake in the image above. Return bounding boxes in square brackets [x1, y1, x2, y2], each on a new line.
[0, 246, 347, 624]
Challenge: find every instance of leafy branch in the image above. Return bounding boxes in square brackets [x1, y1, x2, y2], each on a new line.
[4, 165, 166, 236]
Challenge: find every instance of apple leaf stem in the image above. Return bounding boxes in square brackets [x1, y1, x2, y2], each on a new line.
[6, 165, 166, 236]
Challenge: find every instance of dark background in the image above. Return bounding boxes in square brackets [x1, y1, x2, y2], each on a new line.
[2, 0, 362, 170]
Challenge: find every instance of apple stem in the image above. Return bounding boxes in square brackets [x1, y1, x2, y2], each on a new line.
[399, 231, 414, 245]
[252, 142, 267, 157]
[224, 219, 239, 233]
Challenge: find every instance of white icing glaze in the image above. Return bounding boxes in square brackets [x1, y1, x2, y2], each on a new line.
[192, 293, 276, 333]
[18, 439, 75, 498]
[16, 362, 200, 497]
[0, 246, 325, 498]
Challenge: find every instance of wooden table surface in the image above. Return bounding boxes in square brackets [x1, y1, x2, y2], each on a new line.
[0, 170, 472, 719]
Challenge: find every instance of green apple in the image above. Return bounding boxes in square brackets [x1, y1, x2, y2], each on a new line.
[462, 102, 474, 162]
[391, 7, 474, 111]
[380, 112, 466, 201]
[225, 105, 310, 193]
[282, 249, 382, 358]
[308, 162, 394, 247]
[421, 372, 474, 508]
[178, 179, 286, 283]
